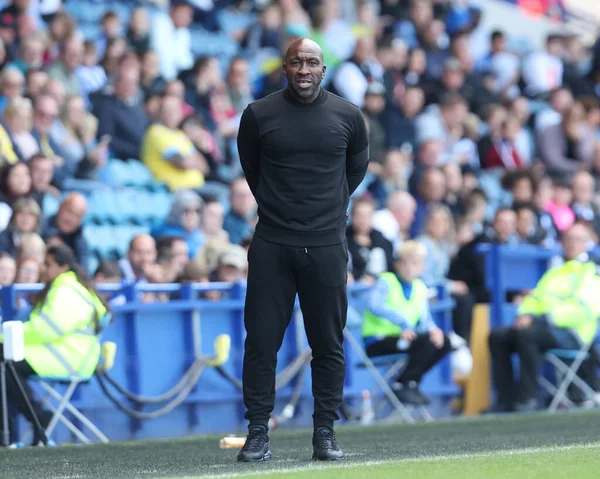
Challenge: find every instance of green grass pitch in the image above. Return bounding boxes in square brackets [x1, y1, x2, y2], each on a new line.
[2, 411, 600, 478]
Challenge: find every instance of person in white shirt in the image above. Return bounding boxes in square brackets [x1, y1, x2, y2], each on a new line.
[521, 34, 565, 99]
[372, 190, 417, 250]
[151, 1, 194, 82]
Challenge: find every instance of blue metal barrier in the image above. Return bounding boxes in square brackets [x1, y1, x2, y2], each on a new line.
[1, 281, 456, 442]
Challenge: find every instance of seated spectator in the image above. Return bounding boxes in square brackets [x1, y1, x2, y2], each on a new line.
[372, 190, 416, 249]
[156, 236, 189, 282]
[521, 33, 564, 99]
[152, 190, 205, 258]
[118, 234, 157, 284]
[127, 7, 151, 55]
[570, 170, 600, 238]
[417, 204, 473, 340]
[531, 176, 559, 247]
[242, 2, 282, 54]
[0, 197, 41, 256]
[441, 162, 464, 216]
[201, 198, 228, 243]
[139, 50, 165, 100]
[0, 162, 34, 229]
[480, 115, 524, 171]
[151, 1, 194, 81]
[25, 70, 48, 102]
[0, 244, 108, 446]
[488, 224, 600, 412]
[514, 202, 546, 245]
[93, 66, 150, 161]
[205, 244, 248, 301]
[411, 168, 446, 238]
[0, 252, 16, 286]
[363, 241, 451, 405]
[94, 260, 126, 307]
[223, 177, 256, 245]
[2, 96, 35, 162]
[45, 35, 83, 97]
[42, 193, 89, 270]
[545, 177, 575, 233]
[164, 79, 195, 118]
[141, 94, 208, 191]
[366, 149, 410, 210]
[76, 41, 107, 108]
[50, 95, 110, 179]
[346, 197, 394, 284]
[448, 207, 518, 303]
[31, 94, 65, 180]
[361, 83, 387, 170]
[28, 154, 58, 214]
[461, 188, 488, 235]
[17, 232, 45, 265]
[0, 67, 25, 115]
[180, 115, 224, 183]
[177, 258, 209, 284]
[537, 101, 595, 176]
[501, 168, 535, 206]
[15, 255, 40, 311]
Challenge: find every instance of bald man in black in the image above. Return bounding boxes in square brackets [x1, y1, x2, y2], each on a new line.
[236, 39, 369, 462]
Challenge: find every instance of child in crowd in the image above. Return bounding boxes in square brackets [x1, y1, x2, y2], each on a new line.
[363, 241, 451, 405]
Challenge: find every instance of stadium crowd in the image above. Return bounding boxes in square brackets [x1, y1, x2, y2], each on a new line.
[0, 0, 597, 415]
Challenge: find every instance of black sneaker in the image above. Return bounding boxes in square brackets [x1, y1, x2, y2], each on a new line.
[312, 426, 344, 461]
[393, 382, 425, 405]
[237, 425, 271, 462]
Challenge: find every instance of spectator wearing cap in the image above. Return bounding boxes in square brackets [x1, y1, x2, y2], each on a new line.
[331, 35, 383, 108]
[204, 244, 247, 301]
[151, 190, 205, 258]
[223, 177, 255, 245]
[42, 192, 89, 270]
[380, 84, 424, 152]
[93, 65, 150, 161]
[151, 1, 193, 82]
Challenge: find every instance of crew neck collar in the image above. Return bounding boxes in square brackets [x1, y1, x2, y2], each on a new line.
[283, 87, 327, 106]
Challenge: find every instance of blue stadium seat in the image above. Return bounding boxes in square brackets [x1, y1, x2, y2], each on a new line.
[123, 160, 155, 188]
[97, 160, 128, 188]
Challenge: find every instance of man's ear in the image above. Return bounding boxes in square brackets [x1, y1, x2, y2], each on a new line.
[322, 65, 326, 77]
[282, 63, 287, 76]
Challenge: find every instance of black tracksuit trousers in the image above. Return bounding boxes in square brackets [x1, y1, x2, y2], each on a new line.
[242, 234, 348, 430]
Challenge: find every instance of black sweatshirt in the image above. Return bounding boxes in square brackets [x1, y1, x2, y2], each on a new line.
[237, 88, 369, 247]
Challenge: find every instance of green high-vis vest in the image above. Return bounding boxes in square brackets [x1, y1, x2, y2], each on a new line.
[518, 259, 600, 345]
[362, 272, 428, 338]
[22, 271, 107, 378]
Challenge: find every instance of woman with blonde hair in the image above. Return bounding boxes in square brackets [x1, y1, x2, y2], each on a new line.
[417, 204, 473, 341]
[3, 96, 38, 161]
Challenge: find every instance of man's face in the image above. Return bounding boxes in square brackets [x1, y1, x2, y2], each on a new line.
[493, 210, 517, 243]
[128, 237, 157, 276]
[33, 97, 58, 135]
[563, 226, 589, 260]
[283, 43, 326, 101]
[57, 199, 86, 234]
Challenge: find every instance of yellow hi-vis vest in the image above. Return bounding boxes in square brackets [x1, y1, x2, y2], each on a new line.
[362, 272, 429, 338]
[22, 271, 107, 378]
[518, 259, 600, 345]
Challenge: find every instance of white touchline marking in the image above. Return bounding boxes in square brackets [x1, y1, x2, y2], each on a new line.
[182, 442, 600, 479]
